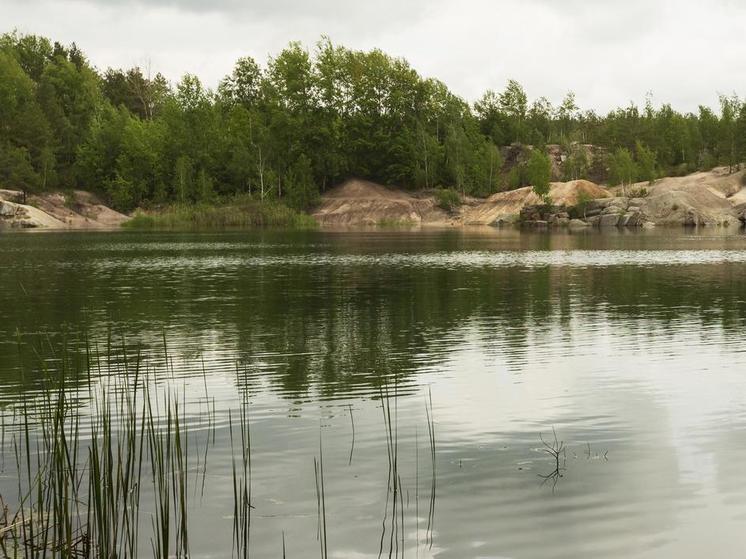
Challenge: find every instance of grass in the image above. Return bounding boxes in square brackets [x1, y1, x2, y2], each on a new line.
[124, 195, 318, 230]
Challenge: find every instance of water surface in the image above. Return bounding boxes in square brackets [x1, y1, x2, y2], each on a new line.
[2, 227, 746, 558]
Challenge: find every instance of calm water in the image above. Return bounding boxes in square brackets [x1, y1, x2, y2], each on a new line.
[3, 227, 746, 558]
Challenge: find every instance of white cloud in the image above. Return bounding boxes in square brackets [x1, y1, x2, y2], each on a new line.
[4, 0, 746, 113]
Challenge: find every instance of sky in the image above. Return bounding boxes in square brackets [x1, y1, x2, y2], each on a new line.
[4, 0, 746, 113]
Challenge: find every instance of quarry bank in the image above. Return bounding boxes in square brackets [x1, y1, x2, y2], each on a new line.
[312, 166, 746, 230]
[2, 166, 746, 231]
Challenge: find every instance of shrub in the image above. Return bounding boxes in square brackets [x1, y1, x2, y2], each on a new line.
[574, 190, 593, 218]
[627, 187, 649, 198]
[435, 188, 461, 212]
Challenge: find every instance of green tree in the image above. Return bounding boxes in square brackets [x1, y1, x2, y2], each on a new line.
[285, 154, 318, 210]
[564, 143, 589, 180]
[526, 149, 552, 203]
[635, 141, 657, 184]
[609, 147, 638, 191]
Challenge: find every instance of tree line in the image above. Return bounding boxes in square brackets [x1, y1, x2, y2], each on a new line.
[2, 31, 746, 212]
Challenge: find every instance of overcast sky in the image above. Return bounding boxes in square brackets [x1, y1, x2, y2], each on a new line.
[5, 0, 746, 113]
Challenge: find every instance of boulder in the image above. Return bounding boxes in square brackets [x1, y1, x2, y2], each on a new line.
[569, 219, 590, 228]
[598, 213, 620, 227]
[0, 201, 16, 218]
[491, 213, 519, 227]
[627, 212, 644, 227]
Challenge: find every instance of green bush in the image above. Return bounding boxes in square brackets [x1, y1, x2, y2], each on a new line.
[573, 190, 593, 218]
[435, 188, 461, 212]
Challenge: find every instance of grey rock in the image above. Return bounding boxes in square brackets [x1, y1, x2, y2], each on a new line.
[569, 219, 590, 228]
[598, 213, 620, 227]
[626, 212, 643, 227]
[0, 201, 16, 218]
[604, 197, 629, 209]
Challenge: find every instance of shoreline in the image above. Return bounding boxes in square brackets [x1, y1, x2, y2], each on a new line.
[2, 165, 746, 233]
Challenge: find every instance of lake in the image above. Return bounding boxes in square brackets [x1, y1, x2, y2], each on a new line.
[2, 227, 746, 558]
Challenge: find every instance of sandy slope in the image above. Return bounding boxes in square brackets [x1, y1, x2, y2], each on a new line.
[312, 179, 452, 227]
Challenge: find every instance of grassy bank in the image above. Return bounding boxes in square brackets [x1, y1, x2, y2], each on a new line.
[124, 196, 317, 230]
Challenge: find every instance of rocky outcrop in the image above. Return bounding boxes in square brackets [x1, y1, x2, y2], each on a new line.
[0, 199, 67, 229]
[520, 196, 653, 229]
[614, 167, 745, 226]
[309, 167, 746, 230]
[0, 190, 128, 230]
[462, 180, 611, 226]
[519, 205, 571, 227]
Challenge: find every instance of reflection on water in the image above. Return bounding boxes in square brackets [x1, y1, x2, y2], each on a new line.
[2, 228, 746, 557]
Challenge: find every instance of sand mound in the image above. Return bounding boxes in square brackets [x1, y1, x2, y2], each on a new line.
[313, 179, 451, 227]
[550, 180, 610, 205]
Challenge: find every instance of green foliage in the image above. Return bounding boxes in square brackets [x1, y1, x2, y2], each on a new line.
[526, 150, 552, 203]
[574, 190, 593, 218]
[635, 141, 658, 184]
[563, 143, 589, 181]
[3, 30, 746, 217]
[608, 148, 637, 186]
[435, 188, 461, 212]
[285, 154, 318, 210]
[124, 195, 317, 229]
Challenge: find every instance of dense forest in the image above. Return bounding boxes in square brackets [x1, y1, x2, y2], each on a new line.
[2, 30, 746, 212]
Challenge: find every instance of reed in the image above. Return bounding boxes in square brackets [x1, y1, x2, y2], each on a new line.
[0, 341, 204, 558]
[124, 196, 318, 230]
[0, 338, 439, 558]
[229, 401, 253, 559]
